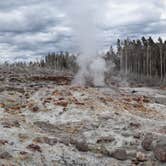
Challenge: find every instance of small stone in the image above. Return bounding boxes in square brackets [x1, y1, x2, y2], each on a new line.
[75, 141, 89, 152]
[20, 151, 28, 155]
[96, 136, 115, 143]
[132, 159, 140, 165]
[70, 139, 89, 152]
[111, 149, 127, 160]
[31, 106, 40, 112]
[129, 122, 141, 129]
[43, 137, 58, 146]
[19, 151, 31, 160]
[10, 142, 14, 146]
[142, 133, 153, 151]
[33, 137, 57, 146]
[0, 151, 12, 159]
[133, 132, 141, 139]
[0, 103, 5, 108]
[136, 151, 147, 162]
[26, 144, 42, 152]
[55, 100, 68, 107]
[0, 139, 8, 145]
[13, 120, 20, 127]
[153, 140, 166, 162]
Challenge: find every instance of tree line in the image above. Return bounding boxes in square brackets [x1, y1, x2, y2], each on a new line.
[3, 36, 166, 83]
[106, 37, 166, 81]
[8, 51, 78, 72]
[39, 51, 78, 72]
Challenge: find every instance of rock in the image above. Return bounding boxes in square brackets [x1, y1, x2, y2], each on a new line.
[142, 96, 151, 103]
[133, 132, 141, 139]
[142, 133, 153, 151]
[110, 149, 127, 161]
[129, 139, 139, 146]
[19, 151, 31, 160]
[136, 151, 147, 162]
[132, 90, 137, 94]
[31, 106, 40, 112]
[0, 139, 8, 145]
[74, 142, 89, 152]
[33, 137, 57, 146]
[131, 159, 140, 165]
[20, 151, 28, 155]
[153, 140, 166, 162]
[70, 139, 89, 152]
[96, 136, 115, 143]
[54, 100, 68, 107]
[26, 144, 42, 152]
[129, 122, 141, 129]
[42, 137, 58, 146]
[0, 103, 5, 108]
[0, 151, 12, 159]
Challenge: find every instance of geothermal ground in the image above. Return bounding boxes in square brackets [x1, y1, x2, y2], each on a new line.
[0, 68, 166, 166]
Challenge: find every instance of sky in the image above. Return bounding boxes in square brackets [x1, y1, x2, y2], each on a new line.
[0, 0, 166, 62]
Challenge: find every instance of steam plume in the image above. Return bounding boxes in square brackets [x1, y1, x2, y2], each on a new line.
[66, 0, 106, 86]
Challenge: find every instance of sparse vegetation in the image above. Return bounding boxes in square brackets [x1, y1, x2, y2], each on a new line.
[2, 37, 166, 85]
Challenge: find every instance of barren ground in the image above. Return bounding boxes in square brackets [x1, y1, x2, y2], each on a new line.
[0, 68, 166, 166]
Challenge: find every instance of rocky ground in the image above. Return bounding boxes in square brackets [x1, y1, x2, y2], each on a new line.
[0, 68, 166, 166]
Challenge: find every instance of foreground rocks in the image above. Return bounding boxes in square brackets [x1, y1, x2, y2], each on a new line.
[154, 140, 166, 162]
[0, 71, 166, 165]
[142, 133, 153, 151]
[110, 149, 127, 160]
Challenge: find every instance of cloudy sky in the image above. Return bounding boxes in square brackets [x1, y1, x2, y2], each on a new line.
[0, 0, 166, 62]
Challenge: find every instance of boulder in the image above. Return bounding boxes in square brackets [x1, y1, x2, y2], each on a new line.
[110, 149, 127, 161]
[153, 140, 166, 162]
[142, 133, 153, 151]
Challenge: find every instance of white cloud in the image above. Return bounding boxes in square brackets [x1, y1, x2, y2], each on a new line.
[0, 0, 165, 61]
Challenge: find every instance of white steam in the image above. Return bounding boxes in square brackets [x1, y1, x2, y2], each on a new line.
[65, 0, 106, 86]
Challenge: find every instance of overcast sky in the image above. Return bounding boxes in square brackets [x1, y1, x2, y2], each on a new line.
[0, 0, 166, 62]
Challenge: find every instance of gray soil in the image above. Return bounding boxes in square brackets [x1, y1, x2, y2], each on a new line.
[0, 68, 166, 166]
